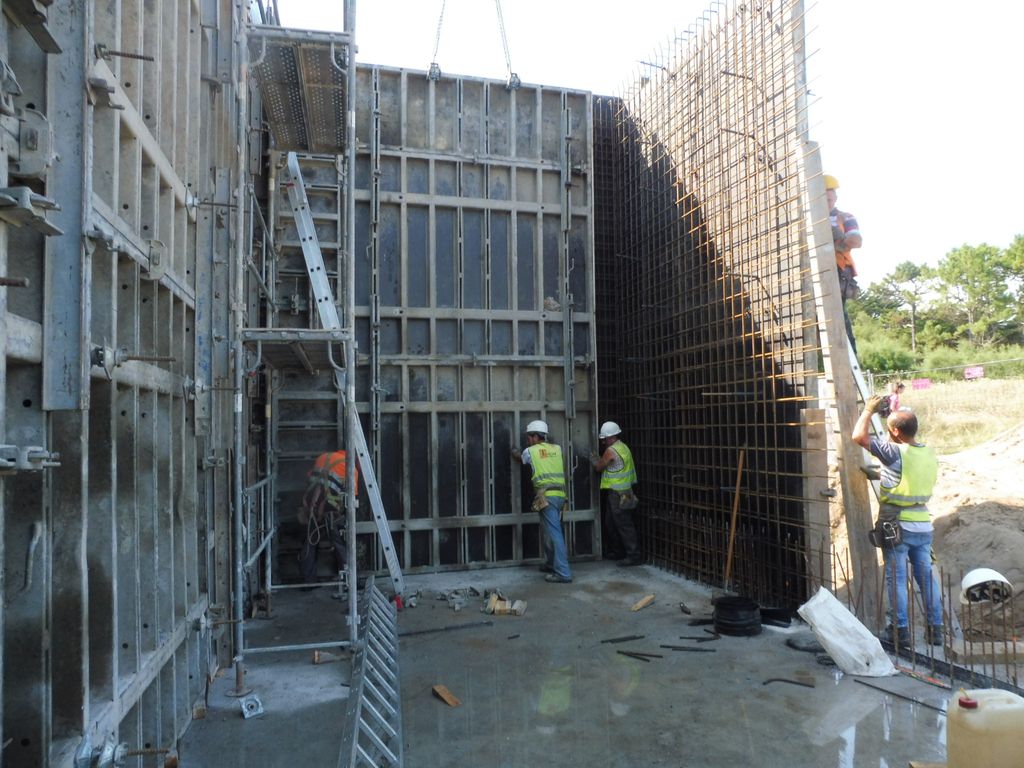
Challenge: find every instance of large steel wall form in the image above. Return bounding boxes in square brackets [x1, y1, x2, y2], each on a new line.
[1, 0, 248, 763]
[594, 0, 831, 609]
[349, 66, 599, 572]
[261, 67, 599, 578]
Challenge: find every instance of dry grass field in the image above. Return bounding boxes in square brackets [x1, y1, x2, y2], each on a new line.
[898, 378, 1024, 455]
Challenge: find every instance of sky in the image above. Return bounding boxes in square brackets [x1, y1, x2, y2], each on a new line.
[277, 0, 1024, 289]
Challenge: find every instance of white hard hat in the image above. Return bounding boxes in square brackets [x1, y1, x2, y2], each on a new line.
[960, 568, 1013, 604]
[599, 421, 621, 439]
[526, 420, 549, 435]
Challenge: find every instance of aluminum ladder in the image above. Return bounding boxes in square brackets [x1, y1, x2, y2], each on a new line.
[338, 576, 403, 768]
[283, 151, 405, 597]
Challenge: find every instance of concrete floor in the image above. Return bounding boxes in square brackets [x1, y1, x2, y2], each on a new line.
[180, 563, 950, 767]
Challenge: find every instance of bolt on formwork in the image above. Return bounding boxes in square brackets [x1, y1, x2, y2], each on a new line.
[595, 0, 835, 610]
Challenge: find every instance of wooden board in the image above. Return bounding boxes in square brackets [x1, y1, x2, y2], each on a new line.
[631, 594, 655, 612]
[432, 684, 461, 707]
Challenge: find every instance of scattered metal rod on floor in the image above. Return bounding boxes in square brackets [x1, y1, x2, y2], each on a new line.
[506, 634, 520, 640]
[679, 635, 719, 643]
[660, 645, 717, 653]
[854, 678, 947, 714]
[703, 629, 721, 639]
[616, 650, 664, 662]
[600, 634, 646, 644]
[399, 619, 494, 638]
[762, 678, 815, 689]
[617, 651, 650, 663]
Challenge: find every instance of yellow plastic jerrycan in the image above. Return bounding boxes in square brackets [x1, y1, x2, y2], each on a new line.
[946, 688, 1024, 768]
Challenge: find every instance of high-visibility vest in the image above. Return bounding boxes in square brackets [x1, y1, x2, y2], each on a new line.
[879, 443, 937, 523]
[526, 443, 566, 499]
[311, 451, 359, 501]
[600, 440, 637, 491]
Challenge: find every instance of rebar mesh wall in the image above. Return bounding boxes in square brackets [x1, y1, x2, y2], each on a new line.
[595, 0, 820, 608]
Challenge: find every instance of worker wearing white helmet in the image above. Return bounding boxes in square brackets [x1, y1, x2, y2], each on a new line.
[592, 421, 641, 566]
[512, 420, 572, 583]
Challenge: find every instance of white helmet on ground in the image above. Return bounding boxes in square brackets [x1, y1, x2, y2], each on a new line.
[599, 421, 621, 439]
[526, 420, 549, 436]
[960, 568, 1013, 604]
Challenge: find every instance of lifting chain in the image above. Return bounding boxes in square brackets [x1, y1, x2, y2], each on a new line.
[427, 0, 520, 89]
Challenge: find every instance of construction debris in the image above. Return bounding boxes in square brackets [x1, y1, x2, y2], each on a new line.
[631, 594, 655, 612]
[659, 645, 716, 653]
[312, 650, 344, 665]
[600, 634, 646, 644]
[399, 619, 494, 638]
[762, 678, 816, 689]
[431, 684, 461, 707]
[616, 650, 663, 662]
[482, 592, 526, 616]
[438, 586, 483, 612]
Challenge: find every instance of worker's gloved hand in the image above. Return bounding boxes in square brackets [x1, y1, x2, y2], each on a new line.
[589, 451, 600, 465]
[865, 395, 886, 414]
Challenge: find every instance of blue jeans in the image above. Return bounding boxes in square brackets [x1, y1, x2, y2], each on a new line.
[883, 529, 942, 628]
[540, 496, 571, 580]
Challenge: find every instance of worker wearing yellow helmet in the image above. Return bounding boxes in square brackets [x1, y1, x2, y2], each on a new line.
[825, 174, 863, 354]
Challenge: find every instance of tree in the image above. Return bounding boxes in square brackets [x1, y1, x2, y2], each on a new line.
[934, 244, 1013, 346]
[881, 261, 934, 353]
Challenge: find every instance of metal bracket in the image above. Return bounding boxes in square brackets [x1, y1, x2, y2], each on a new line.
[3, 0, 61, 54]
[85, 76, 124, 110]
[201, 454, 226, 470]
[141, 239, 167, 281]
[0, 57, 22, 116]
[0, 186, 63, 235]
[0, 443, 61, 474]
[10, 107, 55, 179]
[239, 693, 264, 719]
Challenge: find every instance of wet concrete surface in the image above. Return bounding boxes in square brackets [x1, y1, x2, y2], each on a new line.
[179, 587, 353, 767]
[177, 564, 950, 766]
[398, 562, 949, 768]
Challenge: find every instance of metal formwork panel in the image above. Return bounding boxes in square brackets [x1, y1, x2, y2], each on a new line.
[1, 0, 242, 762]
[266, 65, 599, 577]
[353, 65, 598, 572]
[594, 0, 822, 609]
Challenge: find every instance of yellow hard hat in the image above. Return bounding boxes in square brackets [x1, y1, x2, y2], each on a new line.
[823, 174, 839, 190]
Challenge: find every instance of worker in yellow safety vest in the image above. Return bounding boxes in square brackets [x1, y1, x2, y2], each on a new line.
[512, 420, 572, 583]
[853, 398, 942, 647]
[592, 421, 641, 566]
[298, 450, 359, 585]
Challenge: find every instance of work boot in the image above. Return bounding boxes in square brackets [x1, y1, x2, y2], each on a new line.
[538, 564, 554, 574]
[617, 555, 643, 567]
[882, 625, 912, 646]
[926, 625, 944, 646]
[544, 573, 572, 583]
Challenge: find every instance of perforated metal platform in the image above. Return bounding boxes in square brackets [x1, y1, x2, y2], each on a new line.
[241, 328, 349, 373]
[248, 25, 352, 153]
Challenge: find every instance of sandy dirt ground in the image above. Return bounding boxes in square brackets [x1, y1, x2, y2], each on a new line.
[929, 422, 1024, 635]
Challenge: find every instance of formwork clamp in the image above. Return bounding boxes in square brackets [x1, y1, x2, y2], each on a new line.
[0, 444, 61, 473]
[0, 186, 62, 235]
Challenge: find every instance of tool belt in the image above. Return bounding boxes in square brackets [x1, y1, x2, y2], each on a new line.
[618, 489, 639, 510]
[531, 487, 561, 513]
[868, 504, 903, 548]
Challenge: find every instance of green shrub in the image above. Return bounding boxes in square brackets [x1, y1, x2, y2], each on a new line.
[858, 339, 915, 373]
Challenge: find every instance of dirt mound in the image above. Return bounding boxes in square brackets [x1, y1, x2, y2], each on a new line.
[930, 422, 1024, 593]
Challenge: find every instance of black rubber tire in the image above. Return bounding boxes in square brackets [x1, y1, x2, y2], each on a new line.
[713, 597, 761, 636]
